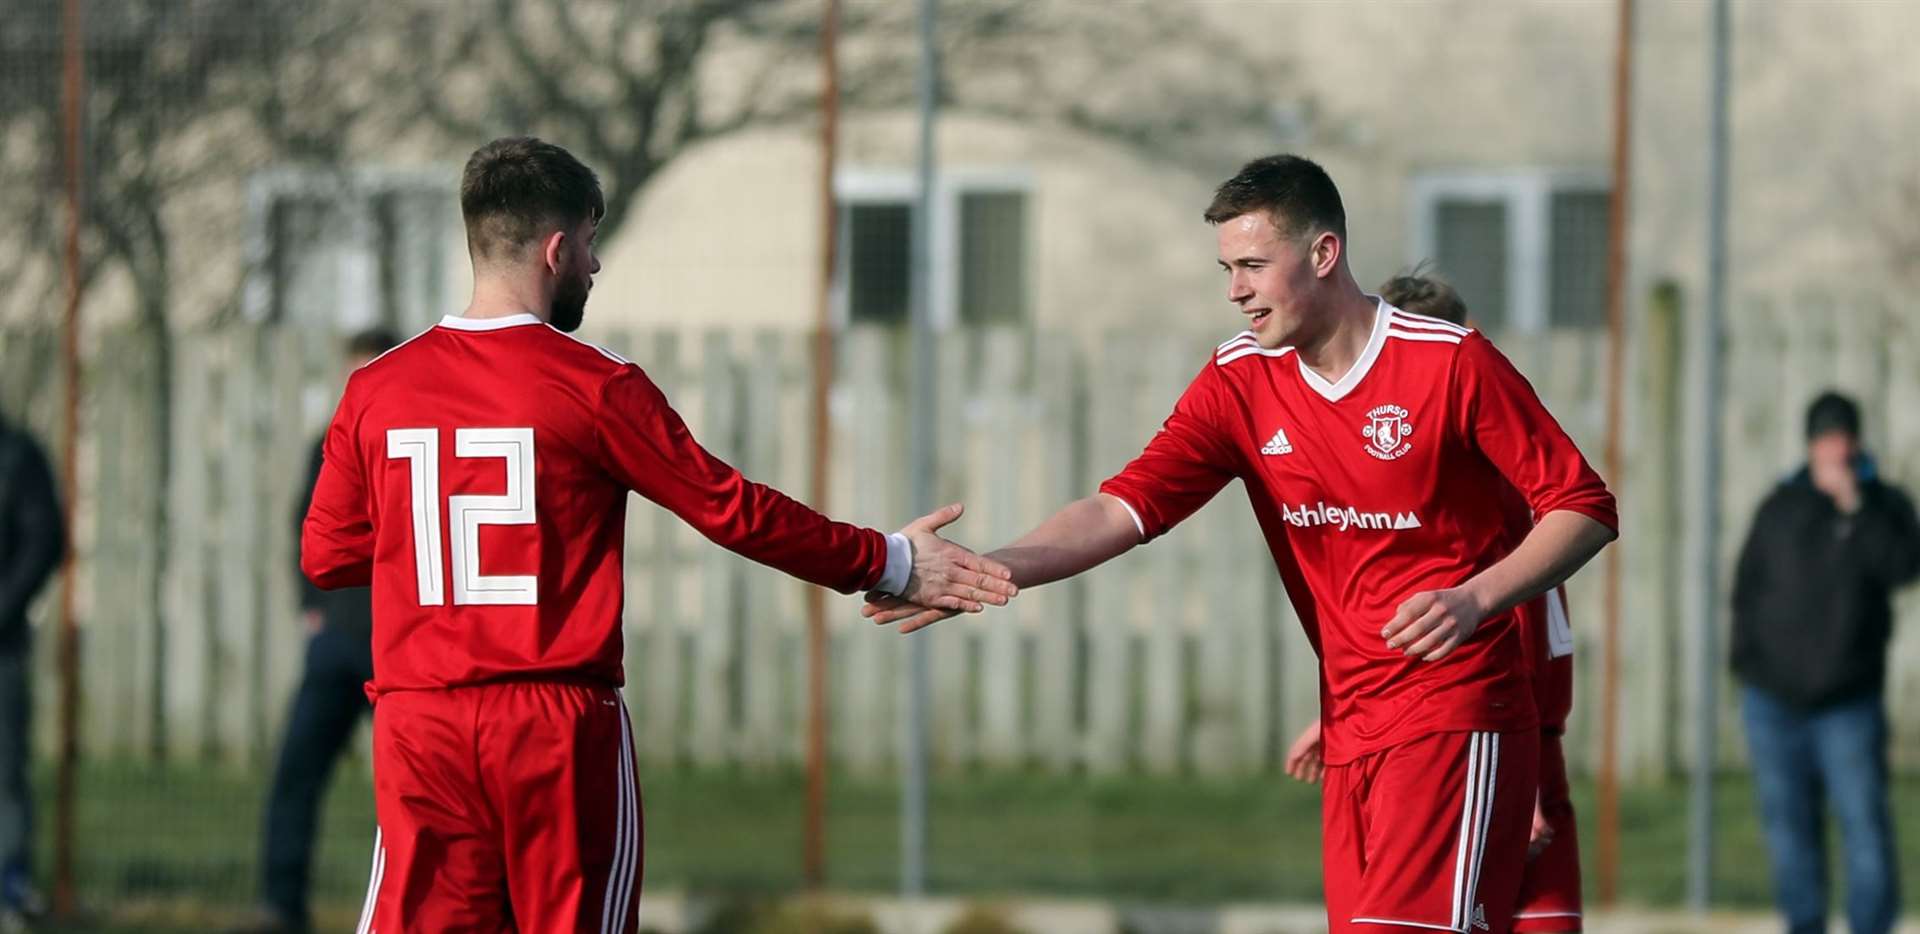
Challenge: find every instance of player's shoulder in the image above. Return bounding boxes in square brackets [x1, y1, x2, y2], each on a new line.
[1381, 304, 1475, 351]
[1211, 329, 1294, 372]
[339, 324, 439, 398]
[540, 324, 637, 373]
[1379, 304, 1498, 382]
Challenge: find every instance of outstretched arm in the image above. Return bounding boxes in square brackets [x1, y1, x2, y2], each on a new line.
[864, 493, 1141, 633]
[868, 358, 1239, 633]
[596, 366, 1014, 610]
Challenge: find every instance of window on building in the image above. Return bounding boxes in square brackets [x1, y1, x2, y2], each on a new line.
[957, 190, 1028, 326]
[1432, 199, 1511, 332]
[836, 171, 1031, 329]
[843, 202, 913, 324]
[246, 169, 457, 334]
[1548, 189, 1610, 330]
[1410, 171, 1609, 333]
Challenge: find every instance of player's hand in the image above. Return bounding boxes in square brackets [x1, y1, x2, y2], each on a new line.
[1527, 790, 1555, 861]
[891, 503, 1017, 622]
[1381, 586, 1486, 661]
[302, 609, 324, 635]
[1284, 720, 1325, 784]
[861, 592, 960, 634]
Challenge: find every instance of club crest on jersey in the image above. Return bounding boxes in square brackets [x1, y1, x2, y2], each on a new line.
[1361, 404, 1413, 460]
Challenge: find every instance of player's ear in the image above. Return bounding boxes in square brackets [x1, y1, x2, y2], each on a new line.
[542, 230, 567, 275]
[1310, 232, 1342, 279]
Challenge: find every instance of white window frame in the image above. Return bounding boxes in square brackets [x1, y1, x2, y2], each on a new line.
[1407, 169, 1608, 333]
[241, 164, 459, 330]
[833, 166, 1034, 331]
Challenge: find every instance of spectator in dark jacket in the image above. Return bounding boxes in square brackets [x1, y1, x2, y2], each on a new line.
[237, 329, 395, 934]
[0, 415, 62, 926]
[1732, 390, 1920, 934]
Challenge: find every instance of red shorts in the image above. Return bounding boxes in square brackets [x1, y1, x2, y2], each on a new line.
[1323, 729, 1539, 934]
[356, 681, 642, 933]
[1513, 733, 1582, 932]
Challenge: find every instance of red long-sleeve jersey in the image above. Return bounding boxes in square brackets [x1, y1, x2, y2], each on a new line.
[1100, 300, 1615, 763]
[302, 313, 893, 695]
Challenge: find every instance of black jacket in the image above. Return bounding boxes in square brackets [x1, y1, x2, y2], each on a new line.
[298, 440, 372, 633]
[0, 422, 64, 653]
[1731, 464, 1920, 709]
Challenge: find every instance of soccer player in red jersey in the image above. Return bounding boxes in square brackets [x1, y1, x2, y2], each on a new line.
[302, 137, 1016, 933]
[865, 156, 1616, 933]
[1285, 273, 1585, 933]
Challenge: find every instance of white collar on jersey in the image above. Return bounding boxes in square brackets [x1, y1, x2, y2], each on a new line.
[438, 313, 546, 331]
[1298, 297, 1391, 403]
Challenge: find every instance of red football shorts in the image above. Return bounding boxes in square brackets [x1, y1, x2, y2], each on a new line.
[1513, 732, 1582, 932]
[1323, 729, 1539, 933]
[355, 681, 642, 933]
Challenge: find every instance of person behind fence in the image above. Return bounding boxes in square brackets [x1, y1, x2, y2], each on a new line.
[1732, 390, 1920, 934]
[235, 329, 398, 934]
[0, 415, 63, 927]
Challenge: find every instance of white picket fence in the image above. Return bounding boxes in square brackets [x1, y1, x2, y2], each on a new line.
[6, 291, 1920, 778]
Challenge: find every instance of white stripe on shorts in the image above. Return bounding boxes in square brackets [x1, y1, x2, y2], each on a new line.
[356, 826, 386, 934]
[601, 694, 640, 934]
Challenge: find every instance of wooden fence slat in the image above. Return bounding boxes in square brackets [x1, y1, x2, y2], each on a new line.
[972, 329, 1028, 768]
[83, 330, 130, 758]
[636, 331, 687, 765]
[689, 331, 741, 768]
[1079, 334, 1146, 775]
[834, 329, 898, 775]
[737, 330, 788, 766]
[1029, 333, 1082, 772]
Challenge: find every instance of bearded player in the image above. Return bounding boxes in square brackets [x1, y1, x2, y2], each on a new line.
[865, 156, 1616, 933]
[1286, 271, 1585, 933]
[303, 137, 1016, 932]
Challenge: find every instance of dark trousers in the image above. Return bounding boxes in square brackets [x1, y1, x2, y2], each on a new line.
[0, 652, 30, 884]
[261, 625, 373, 926]
[1742, 685, 1900, 934]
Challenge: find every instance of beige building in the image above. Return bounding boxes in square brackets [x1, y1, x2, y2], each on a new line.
[578, 0, 1920, 343]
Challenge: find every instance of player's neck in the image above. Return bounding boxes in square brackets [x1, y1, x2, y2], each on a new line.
[464, 276, 553, 325]
[1291, 288, 1378, 385]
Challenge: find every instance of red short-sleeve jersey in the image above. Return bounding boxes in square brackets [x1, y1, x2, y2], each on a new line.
[1495, 482, 1579, 734]
[1100, 300, 1614, 763]
[302, 314, 892, 695]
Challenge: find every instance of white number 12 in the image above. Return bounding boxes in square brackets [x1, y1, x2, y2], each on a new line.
[386, 427, 538, 607]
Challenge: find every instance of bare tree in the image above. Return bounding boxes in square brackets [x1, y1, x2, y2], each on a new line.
[377, 0, 1305, 240]
[0, 0, 370, 756]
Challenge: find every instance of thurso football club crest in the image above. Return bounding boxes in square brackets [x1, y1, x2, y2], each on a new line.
[1362, 404, 1413, 460]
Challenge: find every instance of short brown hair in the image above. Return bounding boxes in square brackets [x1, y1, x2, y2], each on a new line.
[459, 137, 605, 262]
[1378, 268, 1468, 326]
[345, 328, 400, 359]
[1204, 154, 1347, 241]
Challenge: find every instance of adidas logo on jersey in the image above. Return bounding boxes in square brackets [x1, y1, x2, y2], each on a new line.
[1471, 905, 1490, 931]
[1261, 428, 1293, 456]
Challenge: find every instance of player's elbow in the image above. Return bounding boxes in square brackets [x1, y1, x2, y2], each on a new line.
[301, 538, 371, 590]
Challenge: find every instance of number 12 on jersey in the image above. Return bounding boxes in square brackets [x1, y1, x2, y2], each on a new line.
[386, 427, 539, 607]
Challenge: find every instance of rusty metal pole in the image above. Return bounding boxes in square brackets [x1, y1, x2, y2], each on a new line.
[1595, 0, 1635, 908]
[802, 0, 842, 891]
[54, 0, 86, 917]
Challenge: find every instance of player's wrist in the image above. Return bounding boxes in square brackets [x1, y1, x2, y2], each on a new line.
[876, 531, 914, 596]
[1455, 578, 1498, 625]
